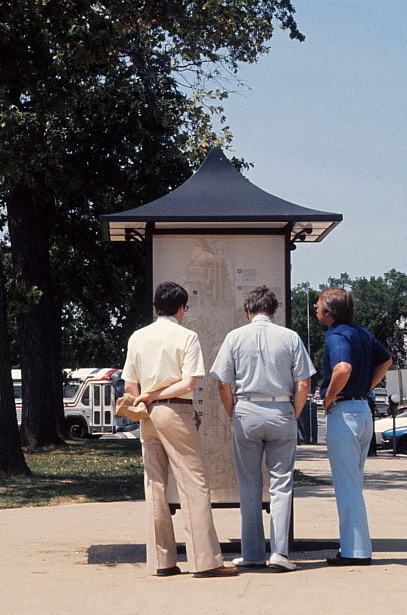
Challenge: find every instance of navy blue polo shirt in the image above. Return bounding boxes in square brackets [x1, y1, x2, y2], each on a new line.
[321, 323, 391, 398]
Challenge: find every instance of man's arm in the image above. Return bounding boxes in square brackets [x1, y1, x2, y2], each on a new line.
[324, 361, 352, 414]
[131, 376, 198, 406]
[370, 358, 393, 390]
[124, 382, 140, 397]
[293, 379, 310, 419]
[217, 381, 234, 419]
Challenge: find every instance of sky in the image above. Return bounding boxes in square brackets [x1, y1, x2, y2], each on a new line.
[218, 0, 406, 288]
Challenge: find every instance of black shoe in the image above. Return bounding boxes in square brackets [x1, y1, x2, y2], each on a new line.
[326, 553, 371, 566]
[193, 566, 239, 578]
[156, 565, 182, 577]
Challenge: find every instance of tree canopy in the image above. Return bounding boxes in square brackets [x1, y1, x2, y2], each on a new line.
[1, 0, 304, 202]
[0, 0, 304, 455]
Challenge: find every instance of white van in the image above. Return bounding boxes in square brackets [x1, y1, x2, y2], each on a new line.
[13, 368, 134, 438]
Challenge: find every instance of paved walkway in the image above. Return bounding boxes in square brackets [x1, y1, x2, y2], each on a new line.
[0, 445, 406, 615]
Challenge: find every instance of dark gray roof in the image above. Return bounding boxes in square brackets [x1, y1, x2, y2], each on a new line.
[101, 147, 342, 243]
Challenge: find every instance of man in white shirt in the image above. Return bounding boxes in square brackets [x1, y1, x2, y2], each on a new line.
[122, 282, 238, 578]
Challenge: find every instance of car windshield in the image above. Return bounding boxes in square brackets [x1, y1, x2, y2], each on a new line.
[376, 410, 407, 421]
[63, 383, 80, 399]
[13, 384, 22, 399]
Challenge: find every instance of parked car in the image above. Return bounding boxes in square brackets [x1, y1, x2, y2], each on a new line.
[372, 387, 388, 416]
[374, 407, 407, 445]
[381, 425, 407, 455]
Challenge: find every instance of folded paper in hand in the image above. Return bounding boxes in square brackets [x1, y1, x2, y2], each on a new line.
[115, 393, 150, 420]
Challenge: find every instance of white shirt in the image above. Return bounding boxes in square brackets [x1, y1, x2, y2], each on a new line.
[122, 316, 205, 398]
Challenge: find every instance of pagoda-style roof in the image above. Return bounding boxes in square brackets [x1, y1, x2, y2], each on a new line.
[100, 147, 342, 243]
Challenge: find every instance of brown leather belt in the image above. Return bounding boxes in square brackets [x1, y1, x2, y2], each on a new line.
[153, 398, 193, 405]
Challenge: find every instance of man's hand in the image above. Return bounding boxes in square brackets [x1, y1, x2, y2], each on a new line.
[126, 377, 198, 408]
[293, 379, 310, 419]
[323, 394, 340, 414]
[217, 381, 234, 419]
[324, 361, 352, 414]
[133, 392, 155, 406]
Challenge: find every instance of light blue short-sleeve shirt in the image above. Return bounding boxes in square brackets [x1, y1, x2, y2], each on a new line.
[210, 315, 316, 397]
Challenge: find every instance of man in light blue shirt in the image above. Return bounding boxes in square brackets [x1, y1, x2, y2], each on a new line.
[210, 286, 315, 572]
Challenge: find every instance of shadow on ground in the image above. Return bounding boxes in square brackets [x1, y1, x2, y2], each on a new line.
[88, 538, 407, 566]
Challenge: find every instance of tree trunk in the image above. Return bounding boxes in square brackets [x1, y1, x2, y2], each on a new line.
[0, 250, 31, 475]
[7, 184, 66, 449]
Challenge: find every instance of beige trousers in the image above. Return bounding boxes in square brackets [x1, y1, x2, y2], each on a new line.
[140, 402, 223, 573]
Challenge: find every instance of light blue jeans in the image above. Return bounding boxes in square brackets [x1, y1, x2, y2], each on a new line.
[232, 400, 297, 560]
[326, 399, 373, 558]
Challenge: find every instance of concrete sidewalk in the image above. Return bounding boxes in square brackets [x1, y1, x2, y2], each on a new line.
[0, 445, 406, 615]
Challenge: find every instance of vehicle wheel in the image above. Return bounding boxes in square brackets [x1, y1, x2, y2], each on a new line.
[396, 436, 407, 455]
[66, 417, 88, 440]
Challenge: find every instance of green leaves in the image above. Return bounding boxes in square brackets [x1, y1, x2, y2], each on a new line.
[0, 439, 145, 507]
[1, 0, 304, 372]
[8, 283, 43, 314]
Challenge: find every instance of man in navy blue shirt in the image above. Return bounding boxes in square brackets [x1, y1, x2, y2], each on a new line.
[315, 288, 392, 566]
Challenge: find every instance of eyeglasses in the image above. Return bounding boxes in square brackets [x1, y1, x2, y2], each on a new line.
[184, 305, 189, 312]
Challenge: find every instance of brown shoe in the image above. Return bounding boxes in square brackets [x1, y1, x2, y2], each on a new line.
[193, 566, 239, 578]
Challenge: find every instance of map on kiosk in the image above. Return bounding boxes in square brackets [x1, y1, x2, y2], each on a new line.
[153, 234, 285, 504]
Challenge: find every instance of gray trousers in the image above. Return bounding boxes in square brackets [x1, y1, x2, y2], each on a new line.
[232, 400, 297, 559]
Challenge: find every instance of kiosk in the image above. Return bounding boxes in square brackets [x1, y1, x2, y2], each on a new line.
[101, 147, 342, 506]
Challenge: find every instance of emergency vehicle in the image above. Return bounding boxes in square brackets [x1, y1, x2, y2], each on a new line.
[12, 368, 133, 438]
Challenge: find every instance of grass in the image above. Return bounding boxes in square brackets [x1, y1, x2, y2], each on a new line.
[0, 439, 324, 510]
[293, 468, 325, 486]
[0, 439, 145, 509]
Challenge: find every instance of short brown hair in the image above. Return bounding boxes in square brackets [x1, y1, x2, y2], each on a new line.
[244, 286, 279, 317]
[319, 288, 354, 323]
